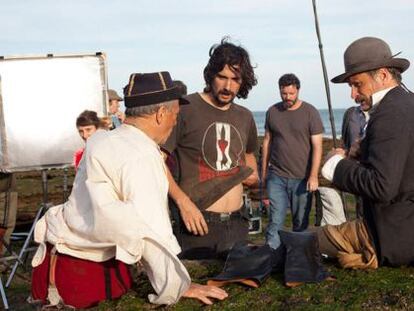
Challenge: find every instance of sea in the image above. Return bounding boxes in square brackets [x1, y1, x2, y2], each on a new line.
[253, 108, 346, 138]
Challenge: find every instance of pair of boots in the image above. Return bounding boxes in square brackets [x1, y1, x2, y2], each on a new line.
[208, 231, 330, 288]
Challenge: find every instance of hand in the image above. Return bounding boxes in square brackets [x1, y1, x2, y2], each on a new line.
[243, 171, 259, 187]
[116, 111, 125, 122]
[178, 197, 209, 236]
[325, 147, 346, 162]
[261, 198, 270, 207]
[182, 283, 228, 305]
[307, 175, 319, 192]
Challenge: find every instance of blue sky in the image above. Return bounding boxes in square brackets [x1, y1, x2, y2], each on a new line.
[1, 0, 413, 110]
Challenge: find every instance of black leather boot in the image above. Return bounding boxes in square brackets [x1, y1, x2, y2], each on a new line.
[279, 230, 331, 287]
[208, 242, 285, 288]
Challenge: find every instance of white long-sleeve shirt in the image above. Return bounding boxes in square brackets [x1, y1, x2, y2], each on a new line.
[32, 124, 191, 305]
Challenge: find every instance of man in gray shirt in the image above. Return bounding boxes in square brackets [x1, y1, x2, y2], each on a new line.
[261, 73, 323, 250]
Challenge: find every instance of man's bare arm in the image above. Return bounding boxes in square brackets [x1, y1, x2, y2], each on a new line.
[243, 152, 259, 187]
[165, 160, 208, 236]
[307, 133, 323, 191]
[261, 130, 271, 188]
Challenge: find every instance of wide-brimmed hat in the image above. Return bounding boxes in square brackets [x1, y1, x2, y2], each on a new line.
[123, 71, 189, 108]
[108, 89, 123, 101]
[331, 37, 410, 83]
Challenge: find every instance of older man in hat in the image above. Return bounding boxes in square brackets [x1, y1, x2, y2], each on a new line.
[319, 37, 414, 268]
[30, 72, 228, 308]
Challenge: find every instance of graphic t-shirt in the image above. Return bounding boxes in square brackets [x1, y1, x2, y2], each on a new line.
[163, 93, 258, 206]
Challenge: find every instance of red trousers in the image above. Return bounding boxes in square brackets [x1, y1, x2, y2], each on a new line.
[31, 244, 133, 309]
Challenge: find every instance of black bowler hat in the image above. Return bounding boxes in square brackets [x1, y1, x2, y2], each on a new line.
[332, 37, 410, 83]
[123, 71, 189, 108]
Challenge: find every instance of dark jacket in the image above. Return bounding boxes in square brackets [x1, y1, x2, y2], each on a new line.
[333, 86, 414, 266]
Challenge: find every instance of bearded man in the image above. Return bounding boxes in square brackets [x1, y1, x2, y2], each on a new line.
[163, 38, 259, 260]
[261, 73, 324, 250]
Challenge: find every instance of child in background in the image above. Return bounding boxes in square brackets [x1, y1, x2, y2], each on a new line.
[74, 110, 110, 170]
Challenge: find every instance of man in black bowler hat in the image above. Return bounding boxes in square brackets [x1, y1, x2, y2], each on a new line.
[319, 36, 414, 268]
[31, 71, 227, 308]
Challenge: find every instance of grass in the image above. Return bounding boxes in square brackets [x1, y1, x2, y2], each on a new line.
[6, 261, 414, 310]
[4, 138, 414, 310]
[5, 198, 414, 310]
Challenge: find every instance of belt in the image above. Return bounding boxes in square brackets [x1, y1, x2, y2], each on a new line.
[201, 211, 243, 223]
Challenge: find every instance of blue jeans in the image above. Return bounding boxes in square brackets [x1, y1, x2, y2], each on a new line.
[265, 172, 312, 249]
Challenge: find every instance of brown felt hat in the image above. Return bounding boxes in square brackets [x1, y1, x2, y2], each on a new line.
[123, 71, 189, 108]
[331, 37, 410, 83]
[108, 89, 123, 101]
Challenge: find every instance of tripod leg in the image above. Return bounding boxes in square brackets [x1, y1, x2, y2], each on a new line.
[0, 237, 23, 265]
[63, 167, 69, 202]
[5, 204, 46, 288]
[0, 276, 9, 309]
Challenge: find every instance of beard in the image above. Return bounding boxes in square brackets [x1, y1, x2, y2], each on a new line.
[283, 97, 298, 108]
[212, 89, 236, 107]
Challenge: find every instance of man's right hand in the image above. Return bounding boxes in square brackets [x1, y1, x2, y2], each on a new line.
[182, 282, 228, 305]
[178, 197, 209, 236]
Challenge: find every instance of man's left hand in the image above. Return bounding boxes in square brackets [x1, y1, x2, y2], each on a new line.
[306, 175, 319, 192]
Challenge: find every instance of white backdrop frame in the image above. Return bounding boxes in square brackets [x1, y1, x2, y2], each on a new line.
[0, 53, 108, 172]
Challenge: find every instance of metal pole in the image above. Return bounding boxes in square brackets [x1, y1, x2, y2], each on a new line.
[63, 167, 68, 202]
[312, 0, 338, 145]
[41, 169, 48, 205]
[311, 0, 349, 219]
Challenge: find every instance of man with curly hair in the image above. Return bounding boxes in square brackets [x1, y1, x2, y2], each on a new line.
[163, 38, 259, 260]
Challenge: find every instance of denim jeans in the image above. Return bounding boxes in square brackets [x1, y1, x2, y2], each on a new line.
[265, 172, 312, 249]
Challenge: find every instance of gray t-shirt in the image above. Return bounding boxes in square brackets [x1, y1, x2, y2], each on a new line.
[265, 101, 324, 179]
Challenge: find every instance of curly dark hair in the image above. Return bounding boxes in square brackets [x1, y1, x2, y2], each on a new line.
[203, 37, 257, 99]
[278, 73, 301, 89]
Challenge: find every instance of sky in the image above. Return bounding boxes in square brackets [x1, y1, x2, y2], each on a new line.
[1, 0, 414, 111]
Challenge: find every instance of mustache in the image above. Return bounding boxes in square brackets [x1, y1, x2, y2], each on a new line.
[219, 90, 235, 97]
[284, 98, 297, 104]
[355, 96, 368, 104]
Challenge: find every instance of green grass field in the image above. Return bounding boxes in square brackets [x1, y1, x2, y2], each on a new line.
[5, 194, 414, 310]
[3, 138, 414, 310]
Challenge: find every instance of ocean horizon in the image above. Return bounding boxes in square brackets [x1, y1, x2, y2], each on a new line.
[253, 108, 346, 138]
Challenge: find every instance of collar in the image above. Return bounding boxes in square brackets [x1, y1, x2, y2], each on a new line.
[371, 86, 396, 107]
[198, 92, 233, 111]
[122, 123, 159, 149]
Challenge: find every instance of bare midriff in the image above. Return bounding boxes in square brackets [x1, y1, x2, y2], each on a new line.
[205, 183, 243, 213]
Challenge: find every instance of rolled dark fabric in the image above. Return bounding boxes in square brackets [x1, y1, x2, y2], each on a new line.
[185, 166, 253, 210]
[207, 242, 285, 288]
[279, 230, 331, 287]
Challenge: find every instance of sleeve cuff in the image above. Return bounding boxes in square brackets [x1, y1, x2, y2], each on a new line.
[321, 154, 344, 182]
